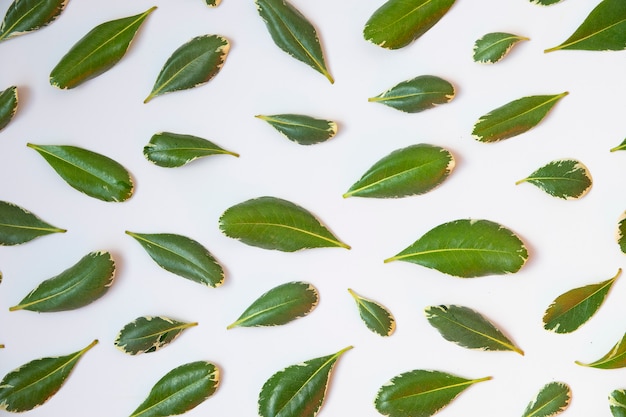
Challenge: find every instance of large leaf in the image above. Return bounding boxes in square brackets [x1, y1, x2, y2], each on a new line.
[522, 382, 571, 417]
[0, 200, 66, 245]
[256, 114, 337, 145]
[368, 75, 455, 113]
[0, 85, 18, 132]
[115, 316, 198, 355]
[143, 132, 238, 168]
[385, 219, 528, 278]
[516, 158, 592, 200]
[472, 32, 529, 64]
[610, 390, 626, 417]
[576, 333, 626, 369]
[0, 0, 68, 42]
[50, 7, 155, 89]
[348, 288, 395, 337]
[219, 196, 350, 252]
[258, 346, 351, 417]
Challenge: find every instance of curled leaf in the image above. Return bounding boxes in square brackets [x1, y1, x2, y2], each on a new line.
[115, 316, 198, 355]
[610, 390, 626, 417]
[368, 75, 455, 113]
[144, 132, 238, 168]
[0, 200, 66, 245]
[576, 333, 626, 369]
[256, 114, 337, 145]
[0, 85, 18, 132]
[516, 158, 592, 200]
[348, 288, 395, 337]
[522, 382, 571, 417]
[0, 0, 69, 42]
[473, 32, 529, 64]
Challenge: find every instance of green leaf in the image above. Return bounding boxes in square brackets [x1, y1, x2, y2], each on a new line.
[0, 339, 97, 412]
[343, 143, 455, 198]
[227, 281, 319, 329]
[49, 7, 155, 89]
[144, 34, 230, 103]
[205, 0, 221, 6]
[516, 158, 592, 200]
[0, 200, 66, 245]
[255, 0, 333, 83]
[374, 369, 491, 417]
[385, 219, 528, 278]
[473, 32, 529, 64]
[348, 288, 395, 337]
[522, 382, 571, 417]
[129, 361, 219, 417]
[27, 143, 134, 202]
[258, 346, 352, 417]
[126, 231, 224, 288]
[576, 333, 626, 369]
[368, 75, 455, 113]
[543, 269, 619, 334]
[530, 0, 565, 5]
[256, 114, 337, 145]
[610, 138, 626, 152]
[610, 390, 626, 417]
[114, 316, 198, 355]
[618, 212, 626, 254]
[0, 0, 68, 42]
[363, 0, 456, 49]
[9, 251, 115, 312]
[219, 196, 350, 252]
[425, 304, 524, 354]
[143, 132, 238, 168]
[0, 85, 18, 132]
[472, 92, 568, 143]
[545, 0, 626, 52]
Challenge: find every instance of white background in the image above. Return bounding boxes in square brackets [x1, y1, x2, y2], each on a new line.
[1, 0, 626, 416]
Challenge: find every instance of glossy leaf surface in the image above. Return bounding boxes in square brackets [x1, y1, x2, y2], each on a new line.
[144, 132, 238, 168]
[516, 158, 592, 200]
[0, 86, 18, 132]
[522, 382, 571, 417]
[256, 114, 337, 145]
[473, 32, 528, 63]
[610, 390, 626, 417]
[348, 288, 395, 337]
[576, 333, 626, 369]
[0, 200, 66, 245]
[115, 316, 198, 355]
[368, 75, 455, 113]
[0, 0, 68, 42]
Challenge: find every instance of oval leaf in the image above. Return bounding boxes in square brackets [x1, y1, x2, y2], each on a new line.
[144, 34, 230, 103]
[50, 7, 155, 89]
[348, 288, 395, 337]
[576, 333, 626, 369]
[27, 143, 134, 202]
[610, 390, 626, 417]
[0, 85, 18, 132]
[219, 196, 350, 252]
[0, 0, 68, 42]
[522, 382, 571, 417]
[516, 158, 592, 200]
[258, 346, 351, 417]
[368, 75, 455, 113]
[385, 219, 528, 278]
[115, 316, 198, 355]
[473, 32, 529, 64]
[0, 200, 66, 245]
[256, 114, 337, 145]
[343, 143, 455, 198]
[144, 131, 238, 168]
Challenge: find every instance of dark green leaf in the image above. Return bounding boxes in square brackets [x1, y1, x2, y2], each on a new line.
[610, 138, 626, 152]
[618, 212, 626, 254]
[522, 382, 571, 417]
[0, 0, 68, 42]
[115, 316, 198, 355]
[0, 200, 66, 245]
[0, 85, 18, 132]
[516, 158, 592, 200]
[348, 288, 395, 337]
[256, 114, 337, 145]
[576, 333, 626, 369]
[610, 390, 626, 417]
[473, 32, 529, 64]
[143, 132, 238, 168]
[531, 0, 565, 5]
[368, 75, 455, 113]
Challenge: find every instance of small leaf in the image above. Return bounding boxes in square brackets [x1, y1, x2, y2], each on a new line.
[10, 251, 115, 312]
[0, 200, 66, 245]
[368, 75, 455, 113]
[374, 369, 491, 417]
[258, 346, 351, 417]
[531, 0, 565, 5]
[219, 196, 350, 252]
[522, 382, 571, 417]
[516, 158, 592, 200]
[205, 0, 221, 6]
[473, 32, 529, 64]
[576, 333, 626, 369]
[50, 7, 154, 89]
[27, 143, 134, 202]
[256, 114, 337, 145]
[610, 138, 626, 152]
[255, 0, 333, 83]
[425, 304, 523, 354]
[144, 34, 230, 103]
[472, 92, 568, 143]
[610, 390, 626, 417]
[228, 281, 318, 329]
[385, 219, 528, 278]
[115, 316, 198, 355]
[0, 339, 97, 412]
[143, 132, 238, 168]
[126, 231, 224, 288]
[129, 361, 219, 417]
[343, 143, 455, 198]
[348, 288, 395, 337]
[0, 0, 68, 42]
[0, 85, 18, 132]
[543, 269, 619, 334]
[617, 212, 626, 254]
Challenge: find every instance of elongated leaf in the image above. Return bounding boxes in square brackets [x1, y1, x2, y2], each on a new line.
[516, 158, 592, 200]
[0, 339, 97, 412]
[0, 0, 68, 42]
[144, 34, 230, 103]
[425, 304, 523, 354]
[258, 346, 352, 417]
[385, 219, 528, 278]
[0, 200, 66, 245]
[27, 143, 134, 202]
[129, 361, 219, 417]
[610, 390, 626, 417]
[50, 7, 155, 89]
[531, 0, 564, 5]
[543, 269, 619, 334]
[0, 86, 18, 132]
[522, 382, 571, 417]
[219, 196, 350, 252]
[472, 92, 567, 143]
[576, 333, 626, 369]
[368, 75, 455, 113]
[473, 32, 529, 64]
[618, 212, 626, 254]
[10, 251, 115, 312]
[144, 132, 238, 168]
[348, 288, 395, 337]
[115, 316, 198, 355]
[256, 114, 337, 145]
[374, 369, 491, 417]
[126, 231, 224, 288]
[343, 143, 455, 198]
[255, 0, 333, 83]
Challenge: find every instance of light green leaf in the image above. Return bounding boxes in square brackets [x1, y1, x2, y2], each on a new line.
[0, 0, 68, 42]
[576, 333, 626, 369]
[228, 281, 319, 329]
[9, 251, 115, 312]
[0, 86, 18, 132]
[144, 34, 230, 103]
[129, 361, 219, 417]
[610, 390, 626, 417]
[219, 196, 350, 252]
[27, 143, 134, 202]
[425, 304, 523, 354]
[256, 114, 337, 145]
[610, 138, 626, 152]
[374, 369, 491, 417]
[617, 212, 626, 254]
[258, 346, 352, 417]
[255, 0, 333, 83]
[385, 219, 528, 278]
[368, 75, 455, 113]
[472, 92, 568, 142]
[522, 382, 571, 417]
[348, 288, 395, 337]
[343, 143, 455, 198]
[205, 0, 221, 6]
[126, 231, 224, 288]
[0, 200, 66, 245]
[50, 7, 154, 89]
[115, 316, 198, 355]
[543, 269, 619, 334]
[531, 0, 565, 5]
[143, 132, 238, 168]
[473, 32, 529, 64]
[516, 158, 592, 200]
[0, 339, 97, 412]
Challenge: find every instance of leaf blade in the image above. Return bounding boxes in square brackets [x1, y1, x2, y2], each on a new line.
[610, 390, 626, 417]
[256, 114, 337, 145]
[472, 32, 529, 64]
[0, 0, 68, 42]
[516, 158, 592, 199]
[348, 288, 395, 337]
[368, 75, 455, 113]
[0, 200, 66, 245]
[115, 316, 198, 355]
[522, 382, 571, 417]
[143, 132, 238, 168]
[0, 85, 18, 132]
[576, 333, 626, 369]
